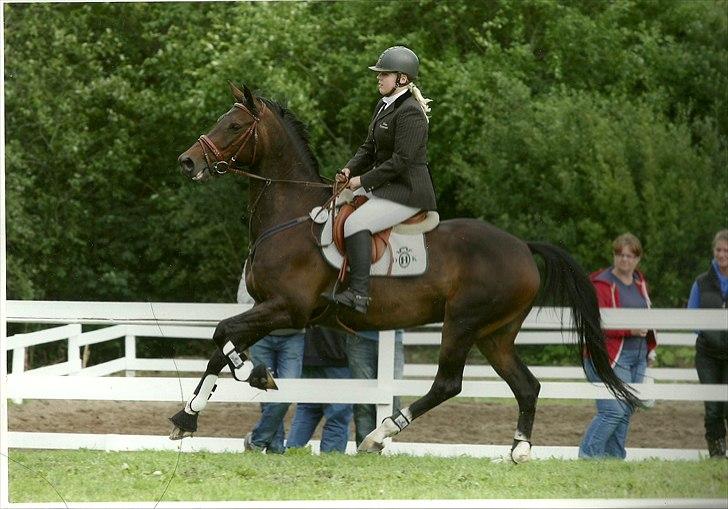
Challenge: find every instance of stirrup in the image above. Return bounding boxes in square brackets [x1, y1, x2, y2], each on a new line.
[335, 288, 371, 314]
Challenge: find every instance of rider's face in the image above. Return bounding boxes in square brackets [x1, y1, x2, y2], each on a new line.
[377, 72, 398, 95]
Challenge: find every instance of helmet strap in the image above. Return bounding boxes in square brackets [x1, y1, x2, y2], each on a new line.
[384, 73, 406, 97]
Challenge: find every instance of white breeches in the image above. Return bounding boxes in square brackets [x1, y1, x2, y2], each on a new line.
[344, 187, 420, 237]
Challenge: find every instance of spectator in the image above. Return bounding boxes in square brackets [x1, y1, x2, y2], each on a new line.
[579, 233, 657, 459]
[347, 329, 405, 447]
[687, 229, 728, 459]
[237, 272, 305, 454]
[286, 326, 353, 453]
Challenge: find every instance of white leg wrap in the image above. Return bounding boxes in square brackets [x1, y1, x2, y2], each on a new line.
[511, 441, 532, 464]
[512, 429, 532, 464]
[359, 407, 413, 452]
[222, 341, 243, 367]
[233, 360, 254, 381]
[185, 374, 218, 414]
[222, 341, 253, 381]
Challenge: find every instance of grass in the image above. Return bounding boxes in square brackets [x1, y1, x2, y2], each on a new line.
[8, 448, 728, 503]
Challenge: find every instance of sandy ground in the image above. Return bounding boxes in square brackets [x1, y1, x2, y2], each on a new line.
[9, 397, 707, 449]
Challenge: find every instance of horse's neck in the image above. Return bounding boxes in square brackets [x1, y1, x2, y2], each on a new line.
[248, 157, 328, 239]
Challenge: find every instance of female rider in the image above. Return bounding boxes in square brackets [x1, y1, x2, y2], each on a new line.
[325, 45, 437, 314]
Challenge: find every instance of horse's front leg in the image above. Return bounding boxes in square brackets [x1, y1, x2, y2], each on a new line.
[212, 299, 296, 389]
[169, 348, 227, 439]
[169, 300, 295, 439]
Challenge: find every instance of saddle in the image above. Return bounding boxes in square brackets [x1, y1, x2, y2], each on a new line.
[332, 195, 429, 264]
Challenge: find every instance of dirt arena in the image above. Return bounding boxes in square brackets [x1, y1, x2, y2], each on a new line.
[9, 397, 707, 449]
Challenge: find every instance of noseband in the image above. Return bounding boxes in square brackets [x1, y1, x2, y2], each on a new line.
[197, 102, 262, 175]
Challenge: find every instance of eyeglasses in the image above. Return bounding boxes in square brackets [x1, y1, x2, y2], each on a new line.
[614, 252, 637, 260]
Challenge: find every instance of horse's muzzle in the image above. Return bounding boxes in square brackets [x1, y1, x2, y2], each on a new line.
[178, 154, 196, 178]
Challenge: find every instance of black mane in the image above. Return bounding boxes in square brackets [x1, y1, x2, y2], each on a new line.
[260, 97, 320, 173]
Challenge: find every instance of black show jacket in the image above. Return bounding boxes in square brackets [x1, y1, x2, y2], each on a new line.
[346, 90, 437, 211]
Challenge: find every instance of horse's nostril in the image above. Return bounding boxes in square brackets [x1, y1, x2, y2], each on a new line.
[178, 155, 195, 173]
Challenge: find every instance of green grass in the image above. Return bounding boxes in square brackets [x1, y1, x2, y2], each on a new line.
[9, 448, 728, 502]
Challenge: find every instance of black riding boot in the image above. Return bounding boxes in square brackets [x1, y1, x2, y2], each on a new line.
[333, 230, 372, 314]
[707, 437, 727, 458]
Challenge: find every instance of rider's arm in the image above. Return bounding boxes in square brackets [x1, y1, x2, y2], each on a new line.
[346, 102, 382, 175]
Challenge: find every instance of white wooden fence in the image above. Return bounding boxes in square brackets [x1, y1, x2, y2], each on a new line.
[3, 301, 727, 461]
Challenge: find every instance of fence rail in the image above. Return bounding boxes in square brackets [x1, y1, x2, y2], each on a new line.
[3, 301, 728, 460]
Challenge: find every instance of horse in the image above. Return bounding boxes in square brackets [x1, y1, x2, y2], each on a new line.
[171, 82, 641, 462]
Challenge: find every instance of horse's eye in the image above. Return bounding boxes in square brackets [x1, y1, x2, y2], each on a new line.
[229, 122, 242, 131]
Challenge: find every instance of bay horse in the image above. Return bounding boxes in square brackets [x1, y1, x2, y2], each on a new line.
[171, 82, 640, 462]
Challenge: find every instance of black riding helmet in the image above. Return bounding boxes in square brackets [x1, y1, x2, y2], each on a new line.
[368, 46, 419, 80]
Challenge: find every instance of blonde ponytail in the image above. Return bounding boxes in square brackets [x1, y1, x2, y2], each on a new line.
[408, 83, 432, 122]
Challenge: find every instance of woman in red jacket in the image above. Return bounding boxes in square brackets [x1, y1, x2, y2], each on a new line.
[579, 233, 657, 459]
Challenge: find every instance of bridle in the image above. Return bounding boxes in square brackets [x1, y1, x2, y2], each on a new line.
[193, 100, 349, 266]
[195, 101, 335, 191]
[197, 102, 262, 176]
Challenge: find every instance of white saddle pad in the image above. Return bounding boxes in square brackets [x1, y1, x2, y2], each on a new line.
[311, 206, 438, 277]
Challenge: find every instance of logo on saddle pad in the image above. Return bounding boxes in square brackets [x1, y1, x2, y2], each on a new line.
[396, 247, 416, 269]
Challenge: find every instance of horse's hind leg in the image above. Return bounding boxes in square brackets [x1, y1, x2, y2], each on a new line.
[169, 348, 227, 439]
[476, 317, 541, 463]
[358, 318, 474, 453]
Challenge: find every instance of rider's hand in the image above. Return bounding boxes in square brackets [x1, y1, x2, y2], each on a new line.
[335, 168, 351, 183]
[348, 176, 362, 190]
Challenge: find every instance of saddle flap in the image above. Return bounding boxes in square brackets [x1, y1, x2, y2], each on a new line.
[332, 196, 392, 264]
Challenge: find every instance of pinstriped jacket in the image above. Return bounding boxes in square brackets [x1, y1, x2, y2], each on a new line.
[346, 90, 437, 211]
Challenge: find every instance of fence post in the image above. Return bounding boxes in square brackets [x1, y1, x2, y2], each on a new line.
[125, 333, 136, 377]
[377, 329, 395, 441]
[67, 324, 83, 374]
[11, 346, 25, 404]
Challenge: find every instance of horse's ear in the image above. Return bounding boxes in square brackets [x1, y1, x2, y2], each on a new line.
[228, 80, 246, 104]
[242, 84, 259, 116]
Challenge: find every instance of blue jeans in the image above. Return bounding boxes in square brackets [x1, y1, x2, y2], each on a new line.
[248, 333, 305, 453]
[286, 366, 353, 453]
[579, 339, 647, 459]
[346, 330, 405, 447]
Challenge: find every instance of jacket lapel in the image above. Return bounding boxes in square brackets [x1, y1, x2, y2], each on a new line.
[374, 90, 412, 123]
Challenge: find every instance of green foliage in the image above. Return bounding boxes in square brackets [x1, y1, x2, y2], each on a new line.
[9, 449, 727, 502]
[5, 1, 726, 307]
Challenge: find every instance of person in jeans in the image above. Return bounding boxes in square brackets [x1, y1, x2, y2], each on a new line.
[347, 329, 405, 447]
[237, 273, 304, 454]
[286, 326, 353, 453]
[579, 233, 657, 459]
[687, 229, 728, 459]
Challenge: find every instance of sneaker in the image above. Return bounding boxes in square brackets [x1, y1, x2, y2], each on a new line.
[243, 432, 265, 453]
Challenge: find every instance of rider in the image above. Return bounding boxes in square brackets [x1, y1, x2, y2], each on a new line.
[326, 45, 437, 314]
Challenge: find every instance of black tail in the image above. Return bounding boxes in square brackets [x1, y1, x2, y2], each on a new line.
[527, 241, 642, 408]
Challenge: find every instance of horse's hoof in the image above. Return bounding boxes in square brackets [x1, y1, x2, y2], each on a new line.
[357, 439, 384, 454]
[169, 408, 199, 432]
[511, 440, 532, 464]
[169, 426, 193, 440]
[246, 364, 278, 391]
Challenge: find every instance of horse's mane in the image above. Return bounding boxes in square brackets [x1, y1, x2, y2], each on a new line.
[259, 97, 320, 173]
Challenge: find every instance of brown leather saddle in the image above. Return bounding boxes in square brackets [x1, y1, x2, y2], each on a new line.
[332, 195, 428, 264]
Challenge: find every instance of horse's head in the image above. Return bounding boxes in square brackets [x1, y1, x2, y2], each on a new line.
[178, 82, 264, 182]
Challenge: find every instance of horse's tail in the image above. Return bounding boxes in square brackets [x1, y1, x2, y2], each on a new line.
[527, 241, 642, 408]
